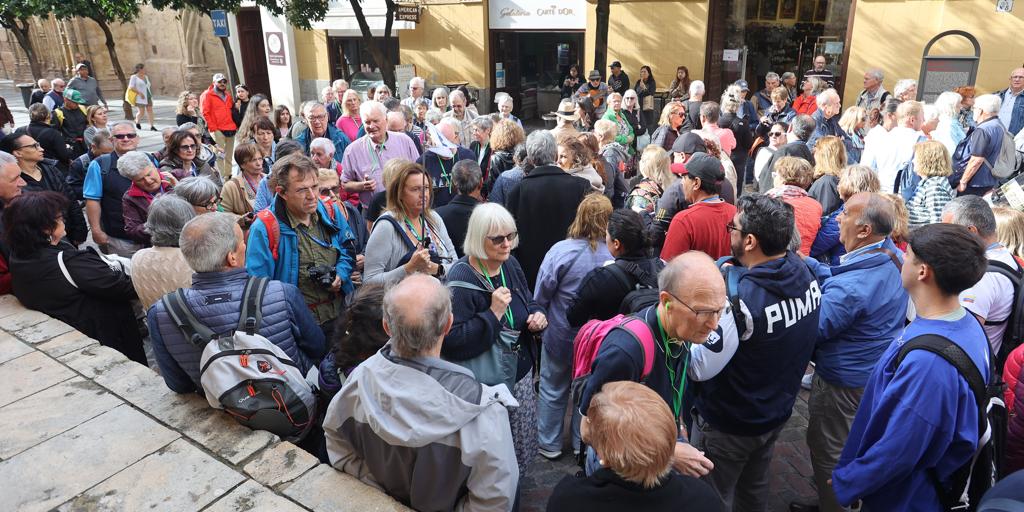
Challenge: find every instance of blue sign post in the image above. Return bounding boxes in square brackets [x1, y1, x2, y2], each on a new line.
[211, 10, 230, 38]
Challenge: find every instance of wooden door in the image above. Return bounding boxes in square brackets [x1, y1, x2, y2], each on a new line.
[236, 9, 272, 102]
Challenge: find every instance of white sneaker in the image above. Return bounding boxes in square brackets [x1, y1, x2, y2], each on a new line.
[801, 371, 814, 390]
[539, 448, 562, 460]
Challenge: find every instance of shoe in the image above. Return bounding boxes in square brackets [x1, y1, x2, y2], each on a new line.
[135, 123, 142, 129]
[789, 502, 820, 512]
[538, 448, 562, 460]
[801, 371, 814, 390]
[150, 126, 158, 131]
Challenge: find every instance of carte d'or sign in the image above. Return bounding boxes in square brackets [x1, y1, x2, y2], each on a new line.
[488, 0, 586, 30]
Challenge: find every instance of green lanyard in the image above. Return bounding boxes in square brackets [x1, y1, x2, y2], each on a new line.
[403, 215, 428, 244]
[656, 309, 690, 420]
[478, 260, 514, 326]
[437, 153, 458, 194]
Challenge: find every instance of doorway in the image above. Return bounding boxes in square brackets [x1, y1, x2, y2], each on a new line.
[705, 0, 852, 99]
[490, 31, 583, 120]
[235, 9, 272, 101]
[328, 36, 400, 82]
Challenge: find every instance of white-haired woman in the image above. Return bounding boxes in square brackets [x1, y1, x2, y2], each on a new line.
[894, 79, 918, 102]
[430, 86, 450, 113]
[495, 93, 523, 129]
[173, 176, 221, 216]
[130, 194, 196, 309]
[119, 150, 177, 246]
[931, 91, 966, 155]
[443, 201, 547, 479]
[601, 92, 635, 155]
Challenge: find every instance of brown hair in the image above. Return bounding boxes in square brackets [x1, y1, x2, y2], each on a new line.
[774, 156, 814, 188]
[567, 193, 612, 249]
[812, 136, 848, 180]
[233, 142, 261, 168]
[167, 130, 200, 163]
[953, 85, 976, 99]
[489, 119, 525, 152]
[586, 381, 676, 488]
[86, 105, 106, 127]
[913, 140, 952, 178]
[253, 116, 278, 139]
[385, 160, 434, 218]
[770, 86, 789, 103]
[271, 153, 319, 192]
[558, 134, 593, 170]
[575, 132, 609, 185]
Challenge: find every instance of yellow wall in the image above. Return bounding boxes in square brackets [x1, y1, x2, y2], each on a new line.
[584, 0, 709, 87]
[295, 29, 331, 81]
[399, 3, 488, 87]
[845, 0, 1024, 101]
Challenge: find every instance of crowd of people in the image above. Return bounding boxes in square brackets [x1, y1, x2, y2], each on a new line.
[2, 56, 1024, 512]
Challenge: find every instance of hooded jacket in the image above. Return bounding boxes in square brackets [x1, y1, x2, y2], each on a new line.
[807, 238, 908, 388]
[324, 344, 519, 512]
[694, 252, 820, 435]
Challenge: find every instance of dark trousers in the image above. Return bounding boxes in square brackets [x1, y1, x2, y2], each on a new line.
[691, 413, 783, 512]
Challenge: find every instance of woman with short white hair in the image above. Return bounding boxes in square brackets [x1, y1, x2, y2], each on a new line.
[443, 201, 547, 478]
[119, 150, 176, 246]
[494, 93, 523, 129]
[894, 79, 918, 102]
[173, 176, 220, 215]
[130, 194, 196, 309]
[931, 91, 966, 155]
[601, 92, 635, 156]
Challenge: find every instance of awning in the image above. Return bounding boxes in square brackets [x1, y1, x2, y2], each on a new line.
[310, 0, 416, 36]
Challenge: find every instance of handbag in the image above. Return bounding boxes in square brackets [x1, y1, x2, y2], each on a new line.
[642, 94, 654, 111]
[446, 264, 521, 390]
[124, 87, 137, 106]
[57, 247, 132, 288]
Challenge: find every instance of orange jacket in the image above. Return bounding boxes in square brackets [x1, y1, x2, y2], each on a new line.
[200, 84, 236, 133]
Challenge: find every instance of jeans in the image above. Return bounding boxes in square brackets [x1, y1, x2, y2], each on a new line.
[213, 131, 234, 180]
[536, 350, 580, 454]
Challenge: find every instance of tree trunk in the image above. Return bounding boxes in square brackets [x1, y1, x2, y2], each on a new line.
[349, 0, 396, 92]
[594, 0, 610, 80]
[91, 17, 132, 120]
[380, 0, 397, 92]
[9, 19, 42, 80]
[218, 36, 241, 87]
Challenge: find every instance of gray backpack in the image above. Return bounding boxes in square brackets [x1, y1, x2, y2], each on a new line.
[162, 277, 316, 441]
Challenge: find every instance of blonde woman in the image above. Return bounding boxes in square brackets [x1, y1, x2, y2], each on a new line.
[650, 101, 685, 152]
[808, 135, 849, 215]
[335, 89, 362, 142]
[626, 145, 672, 213]
[810, 165, 881, 265]
[906, 140, 954, 227]
[174, 91, 209, 142]
[993, 207, 1024, 262]
[838, 106, 867, 163]
[83, 105, 108, 147]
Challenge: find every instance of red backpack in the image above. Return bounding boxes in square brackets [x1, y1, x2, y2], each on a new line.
[256, 201, 338, 261]
[571, 314, 657, 385]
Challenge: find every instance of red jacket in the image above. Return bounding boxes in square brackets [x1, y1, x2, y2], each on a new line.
[1005, 344, 1024, 473]
[200, 84, 236, 133]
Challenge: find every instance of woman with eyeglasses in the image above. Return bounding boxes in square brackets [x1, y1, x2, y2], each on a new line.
[118, 151, 177, 246]
[753, 121, 789, 188]
[443, 201, 547, 478]
[173, 176, 221, 216]
[158, 130, 223, 188]
[534, 194, 613, 460]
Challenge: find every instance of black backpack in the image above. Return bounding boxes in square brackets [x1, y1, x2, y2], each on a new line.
[985, 260, 1024, 374]
[895, 334, 1006, 511]
[606, 261, 659, 314]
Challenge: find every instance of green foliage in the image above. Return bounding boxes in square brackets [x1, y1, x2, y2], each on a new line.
[50, 0, 142, 24]
[149, 0, 328, 30]
[0, 0, 50, 29]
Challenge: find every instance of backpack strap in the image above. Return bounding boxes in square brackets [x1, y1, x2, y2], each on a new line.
[982, 260, 1021, 326]
[237, 276, 269, 335]
[255, 209, 279, 260]
[606, 262, 634, 292]
[161, 289, 218, 348]
[865, 247, 903, 272]
[618, 316, 657, 380]
[724, 265, 746, 339]
[371, 215, 416, 251]
[895, 334, 988, 435]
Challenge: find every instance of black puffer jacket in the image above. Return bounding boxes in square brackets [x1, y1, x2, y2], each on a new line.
[486, 149, 516, 196]
[566, 256, 665, 327]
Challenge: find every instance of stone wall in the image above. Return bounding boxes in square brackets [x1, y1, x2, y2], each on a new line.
[0, 293, 410, 512]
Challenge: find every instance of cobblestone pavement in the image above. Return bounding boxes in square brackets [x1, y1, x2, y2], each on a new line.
[519, 382, 817, 512]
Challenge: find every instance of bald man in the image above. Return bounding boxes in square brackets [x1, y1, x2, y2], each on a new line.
[999, 67, 1024, 135]
[579, 251, 725, 478]
[323, 273, 519, 512]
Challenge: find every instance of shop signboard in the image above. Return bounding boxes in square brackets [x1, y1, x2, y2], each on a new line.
[916, 30, 980, 103]
[266, 32, 286, 67]
[395, 5, 420, 23]
[489, 0, 586, 30]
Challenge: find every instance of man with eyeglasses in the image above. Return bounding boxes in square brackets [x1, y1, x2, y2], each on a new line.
[246, 153, 355, 338]
[998, 67, 1024, 135]
[650, 101, 686, 152]
[199, 73, 237, 180]
[295, 102, 351, 161]
[400, 76, 426, 110]
[578, 251, 723, 478]
[691, 193, 820, 511]
[82, 121, 154, 257]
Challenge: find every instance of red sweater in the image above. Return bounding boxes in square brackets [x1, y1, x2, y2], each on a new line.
[792, 94, 819, 116]
[661, 199, 737, 261]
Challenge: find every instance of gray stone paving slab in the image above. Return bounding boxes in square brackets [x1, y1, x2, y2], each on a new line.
[0, 351, 74, 408]
[0, 308, 52, 332]
[36, 330, 99, 358]
[282, 464, 411, 511]
[90, 357, 173, 406]
[0, 330, 32, 364]
[13, 318, 75, 344]
[0, 404, 179, 512]
[243, 441, 320, 488]
[0, 377, 121, 459]
[58, 438, 245, 512]
[58, 344, 132, 380]
[0, 294, 24, 318]
[204, 480, 309, 512]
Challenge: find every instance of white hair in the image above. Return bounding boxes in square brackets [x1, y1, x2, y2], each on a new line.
[866, 69, 884, 82]
[359, 100, 387, 121]
[320, 87, 334, 102]
[765, 72, 780, 82]
[816, 88, 840, 108]
[449, 89, 466, 105]
[303, 101, 326, 117]
[463, 202, 519, 259]
[439, 117, 461, 137]
[894, 79, 917, 98]
[116, 151, 155, 180]
[933, 91, 962, 119]
[975, 94, 1002, 115]
[409, 76, 425, 89]
[922, 104, 940, 123]
[180, 212, 241, 273]
[0, 151, 16, 167]
[310, 137, 335, 156]
[689, 80, 705, 97]
[332, 79, 348, 89]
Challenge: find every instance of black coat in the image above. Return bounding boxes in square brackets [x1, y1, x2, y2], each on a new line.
[435, 194, 479, 258]
[17, 122, 70, 168]
[10, 242, 145, 364]
[487, 149, 516, 195]
[758, 140, 815, 192]
[566, 256, 665, 327]
[506, 164, 590, 288]
[546, 468, 723, 512]
[22, 159, 88, 245]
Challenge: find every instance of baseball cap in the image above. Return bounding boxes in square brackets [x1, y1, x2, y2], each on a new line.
[74, 63, 88, 72]
[610, 61, 622, 69]
[212, 73, 227, 83]
[677, 153, 725, 184]
[588, 69, 602, 80]
[670, 162, 688, 175]
[671, 132, 707, 154]
[735, 79, 750, 92]
[63, 88, 84, 104]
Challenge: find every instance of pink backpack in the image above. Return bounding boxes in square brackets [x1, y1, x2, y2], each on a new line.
[571, 314, 657, 383]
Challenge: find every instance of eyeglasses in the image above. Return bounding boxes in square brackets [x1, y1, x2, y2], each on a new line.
[203, 196, 220, 211]
[308, 114, 327, 121]
[1012, 76, 1024, 80]
[726, 221, 743, 233]
[768, 131, 785, 137]
[179, 144, 197, 152]
[486, 232, 518, 245]
[664, 289, 727, 321]
[113, 133, 138, 140]
[319, 186, 340, 196]
[14, 142, 41, 150]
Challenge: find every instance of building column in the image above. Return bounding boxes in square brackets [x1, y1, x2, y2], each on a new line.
[259, 8, 300, 113]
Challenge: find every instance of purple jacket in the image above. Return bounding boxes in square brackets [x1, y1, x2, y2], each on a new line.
[121, 181, 173, 245]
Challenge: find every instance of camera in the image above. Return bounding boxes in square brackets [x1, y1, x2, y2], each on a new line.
[306, 264, 337, 289]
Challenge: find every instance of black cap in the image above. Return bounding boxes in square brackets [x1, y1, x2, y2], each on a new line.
[678, 153, 725, 184]
[671, 132, 707, 154]
[610, 61, 622, 68]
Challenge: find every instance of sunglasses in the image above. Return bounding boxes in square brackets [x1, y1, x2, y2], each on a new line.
[769, 131, 785, 137]
[179, 144, 197, 151]
[486, 232, 518, 245]
[113, 133, 138, 140]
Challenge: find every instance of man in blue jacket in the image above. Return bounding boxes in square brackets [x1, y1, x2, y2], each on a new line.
[832, 223, 990, 511]
[149, 212, 326, 393]
[294, 102, 351, 158]
[691, 194, 820, 511]
[246, 153, 355, 338]
[794, 192, 908, 512]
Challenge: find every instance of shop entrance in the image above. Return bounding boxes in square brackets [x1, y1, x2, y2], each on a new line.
[705, 0, 853, 99]
[489, 31, 583, 120]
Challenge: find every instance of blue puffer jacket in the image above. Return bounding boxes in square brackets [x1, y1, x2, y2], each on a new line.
[806, 238, 908, 388]
[147, 268, 327, 394]
[246, 195, 356, 296]
[294, 124, 351, 159]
